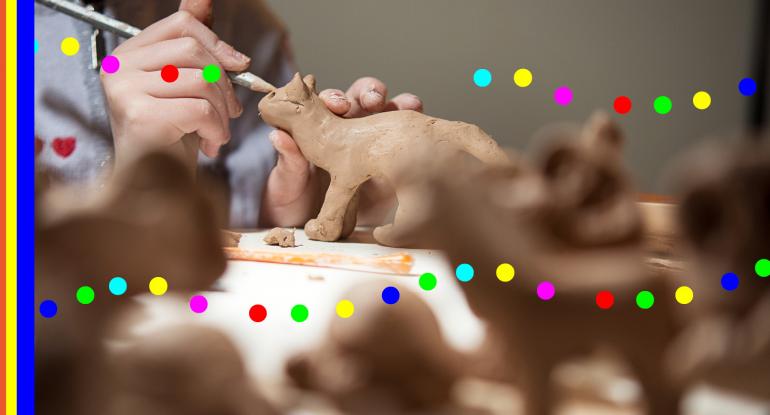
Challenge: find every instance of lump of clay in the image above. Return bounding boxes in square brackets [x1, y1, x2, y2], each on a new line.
[263, 227, 296, 248]
[258, 73, 512, 247]
[286, 283, 465, 414]
[221, 230, 242, 247]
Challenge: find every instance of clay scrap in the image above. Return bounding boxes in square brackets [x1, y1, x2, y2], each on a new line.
[263, 227, 297, 248]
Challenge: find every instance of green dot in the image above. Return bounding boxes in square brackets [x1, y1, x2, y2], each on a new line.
[419, 272, 437, 291]
[291, 304, 309, 322]
[76, 286, 95, 305]
[756, 259, 770, 278]
[636, 290, 655, 310]
[202, 64, 221, 83]
[653, 96, 672, 115]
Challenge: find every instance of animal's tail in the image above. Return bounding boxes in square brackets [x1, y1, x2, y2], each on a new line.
[449, 122, 511, 167]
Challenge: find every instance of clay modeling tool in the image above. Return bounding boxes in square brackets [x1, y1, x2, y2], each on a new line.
[223, 248, 416, 275]
[35, 0, 276, 93]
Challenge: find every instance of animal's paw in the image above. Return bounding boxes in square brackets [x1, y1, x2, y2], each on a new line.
[304, 219, 341, 242]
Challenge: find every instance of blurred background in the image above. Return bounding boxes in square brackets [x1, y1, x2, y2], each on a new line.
[265, 0, 765, 192]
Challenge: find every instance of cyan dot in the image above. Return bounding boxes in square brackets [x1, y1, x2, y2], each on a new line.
[473, 68, 492, 88]
[721, 272, 739, 291]
[381, 286, 400, 304]
[738, 78, 757, 96]
[40, 300, 58, 318]
[35, 39, 39, 54]
[455, 263, 474, 282]
[109, 276, 128, 296]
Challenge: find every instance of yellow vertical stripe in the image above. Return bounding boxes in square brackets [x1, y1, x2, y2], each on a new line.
[6, 0, 17, 412]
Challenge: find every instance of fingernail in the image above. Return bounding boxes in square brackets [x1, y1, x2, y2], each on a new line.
[228, 44, 250, 64]
[329, 92, 348, 102]
[268, 130, 279, 143]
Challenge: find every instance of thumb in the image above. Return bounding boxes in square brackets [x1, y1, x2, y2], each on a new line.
[179, 0, 213, 26]
[270, 130, 310, 174]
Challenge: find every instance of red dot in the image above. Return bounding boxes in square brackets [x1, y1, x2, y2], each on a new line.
[596, 291, 614, 310]
[613, 96, 632, 114]
[161, 65, 179, 83]
[249, 304, 267, 322]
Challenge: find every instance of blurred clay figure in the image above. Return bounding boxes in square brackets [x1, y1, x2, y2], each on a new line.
[396, 112, 682, 415]
[286, 283, 476, 414]
[666, 139, 770, 398]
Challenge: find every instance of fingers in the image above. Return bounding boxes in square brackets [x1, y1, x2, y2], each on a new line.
[269, 130, 309, 174]
[318, 89, 351, 115]
[384, 93, 423, 113]
[118, 10, 250, 72]
[163, 98, 230, 157]
[178, 0, 213, 26]
[345, 77, 388, 117]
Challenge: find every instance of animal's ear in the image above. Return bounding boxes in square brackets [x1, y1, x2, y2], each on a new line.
[303, 74, 317, 94]
[286, 72, 311, 98]
[582, 111, 623, 154]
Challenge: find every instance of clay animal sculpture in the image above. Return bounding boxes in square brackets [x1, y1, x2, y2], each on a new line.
[258, 73, 511, 247]
[665, 139, 770, 398]
[396, 112, 682, 415]
[286, 282, 467, 414]
[36, 152, 227, 415]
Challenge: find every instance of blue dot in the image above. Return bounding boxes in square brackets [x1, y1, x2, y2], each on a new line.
[455, 263, 474, 282]
[739, 78, 757, 96]
[381, 286, 400, 304]
[721, 272, 739, 291]
[109, 276, 128, 296]
[473, 68, 492, 88]
[39, 300, 58, 318]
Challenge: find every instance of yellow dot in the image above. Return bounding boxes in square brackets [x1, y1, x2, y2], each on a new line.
[336, 300, 355, 318]
[60, 37, 80, 56]
[496, 263, 515, 282]
[513, 68, 533, 88]
[692, 91, 711, 110]
[675, 286, 694, 305]
[148, 276, 168, 296]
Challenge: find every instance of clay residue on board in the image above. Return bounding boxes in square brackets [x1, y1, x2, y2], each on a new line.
[221, 230, 242, 247]
[263, 227, 296, 248]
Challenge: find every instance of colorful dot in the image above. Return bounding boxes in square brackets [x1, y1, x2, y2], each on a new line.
[721, 273, 739, 291]
[496, 263, 515, 282]
[291, 304, 309, 322]
[249, 304, 267, 322]
[473, 68, 492, 88]
[148, 276, 168, 296]
[76, 286, 95, 305]
[536, 281, 555, 301]
[613, 96, 632, 114]
[39, 300, 58, 318]
[101, 55, 120, 74]
[553, 86, 573, 106]
[513, 68, 533, 88]
[189, 295, 208, 313]
[336, 300, 355, 318]
[692, 91, 711, 110]
[60, 37, 80, 56]
[108, 277, 127, 296]
[755, 259, 770, 278]
[34, 39, 39, 54]
[739, 78, 757, 96]
[675, 286, 694, 305]
[636, 290, 655, 309]
[653, 96, 672, 115]
[455, 263, 474, 282]
[161, 65, 179, 83]
[381, 286, 400, 304]
[202, 64, 221, 83]
[419, 273, 437, 291]
[595, 291, 614, 309]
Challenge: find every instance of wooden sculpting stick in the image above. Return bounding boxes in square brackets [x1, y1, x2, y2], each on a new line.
[223, 248, 415, 275]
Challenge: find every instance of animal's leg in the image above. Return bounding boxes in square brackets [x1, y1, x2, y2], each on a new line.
[340, 192, 360, 239]
[626, 350, 682, 415]
[519, 357, 555, 415]
[372, 190, 421, 247]
[305, 178, 361, 242]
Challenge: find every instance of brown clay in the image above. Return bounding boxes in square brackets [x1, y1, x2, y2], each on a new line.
[396, 112, 682, 415]
[258, 73, 511, 247]
[263, 227, 297, 247]
[222, 230, 242, 247]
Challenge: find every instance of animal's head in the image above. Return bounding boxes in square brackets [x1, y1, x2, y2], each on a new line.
[258, 73, 318, 131]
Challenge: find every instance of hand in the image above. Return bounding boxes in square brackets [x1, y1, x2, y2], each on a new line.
[101, 0, 250, 165]
[260, 77, 423, 227]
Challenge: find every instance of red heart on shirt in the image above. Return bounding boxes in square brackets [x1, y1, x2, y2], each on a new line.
[52, 136, 76, 158]
[35, 136, 44, 156]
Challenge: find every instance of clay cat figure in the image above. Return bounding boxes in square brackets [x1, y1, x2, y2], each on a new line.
[258, 73, 510, 246]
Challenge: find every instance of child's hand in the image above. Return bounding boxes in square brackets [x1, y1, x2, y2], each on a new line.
[101, 0, 250, 161]
[261, 78, 423, 227]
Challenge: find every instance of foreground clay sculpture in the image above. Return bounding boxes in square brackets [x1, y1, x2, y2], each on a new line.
[396, 112, 682, 415]
[258, 73, 511, 246]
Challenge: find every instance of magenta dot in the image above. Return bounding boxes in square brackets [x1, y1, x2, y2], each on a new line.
[189, 295, 208, 314]
[536, 281, 555, 301]
[101, 55, 120, 74]
[553, 86, 573, 106]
